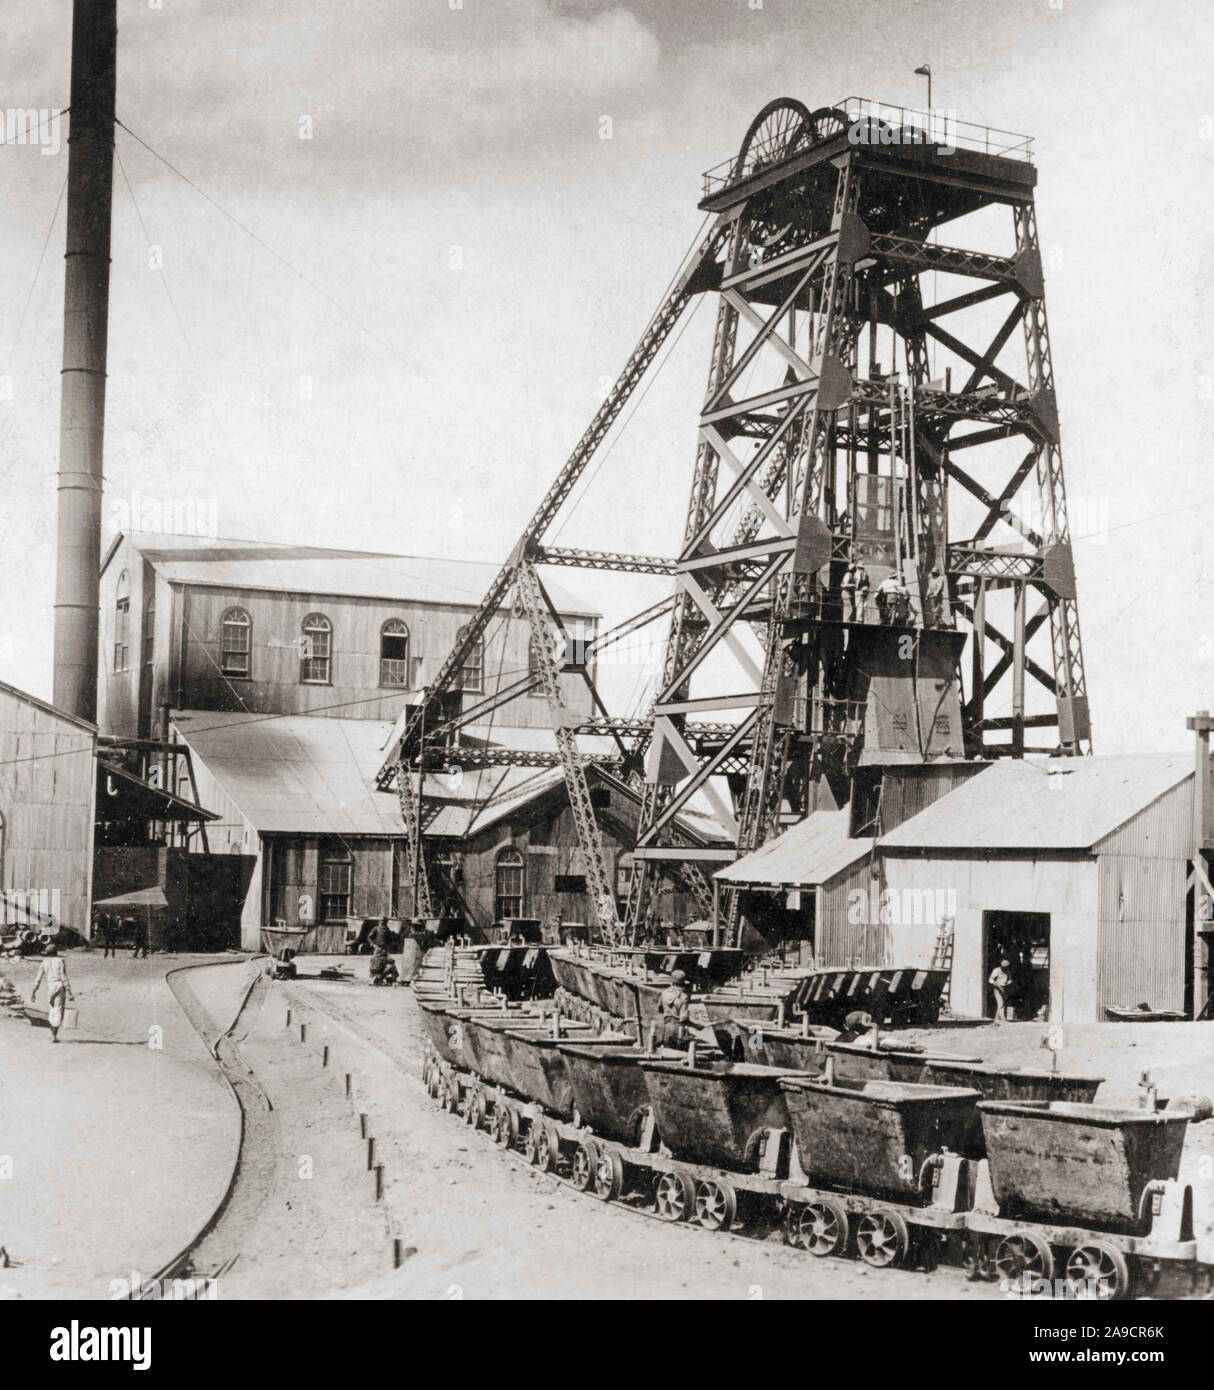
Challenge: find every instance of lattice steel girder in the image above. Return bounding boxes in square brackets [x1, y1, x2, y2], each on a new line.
[947, 545, 1043, 583]
[516, 561, 623, 940]
[537, 546, 677, 575]
[376, 216, 731, 787]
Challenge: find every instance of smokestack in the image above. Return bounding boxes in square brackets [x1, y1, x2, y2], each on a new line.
[52, 0, 117, 722]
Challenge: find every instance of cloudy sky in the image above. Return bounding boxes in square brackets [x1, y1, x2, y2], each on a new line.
[2, 0, 1213, 750]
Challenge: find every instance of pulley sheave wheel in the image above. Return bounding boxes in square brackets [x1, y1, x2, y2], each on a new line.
[736, 97, 814, 180]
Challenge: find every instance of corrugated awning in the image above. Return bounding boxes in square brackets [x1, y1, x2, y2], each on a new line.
[715, 810, 874, 888]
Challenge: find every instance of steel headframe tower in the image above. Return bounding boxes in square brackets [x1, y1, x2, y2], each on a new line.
[629, 97, 1090, 934]
[378, 96, 1091, 945]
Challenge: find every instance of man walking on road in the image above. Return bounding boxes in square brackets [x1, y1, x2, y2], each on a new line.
[130, 916, 149, 959]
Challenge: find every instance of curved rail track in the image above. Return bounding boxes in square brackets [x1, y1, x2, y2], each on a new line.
[138, 959, 276, 1297]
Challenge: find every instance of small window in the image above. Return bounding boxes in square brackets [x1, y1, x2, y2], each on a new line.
[319, 840, 352, 921]
[220, 607, 251, 678]
[590, 786, 611, 809]
[114, 571, 130, 673]
[380, 618, 410, 687]
[615, 851, 634, 907]
[495, 847, 525, 920]
[143, 590, 155, 667]
[300, 613, 332, 684]
[457, 624, 483, 695]
[554, 874, 587, 894]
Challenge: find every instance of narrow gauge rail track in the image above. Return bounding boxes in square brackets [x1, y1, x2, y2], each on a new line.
[417, 1030, 1210, 1301]
[137, 959, 276, 1298]
[283, 981, 1213, 1300]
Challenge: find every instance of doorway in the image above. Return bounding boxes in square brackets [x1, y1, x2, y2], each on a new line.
[983, 910, 1051, 1020]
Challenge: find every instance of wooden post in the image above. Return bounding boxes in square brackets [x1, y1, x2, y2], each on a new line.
[1186, 710, 1213, 1015]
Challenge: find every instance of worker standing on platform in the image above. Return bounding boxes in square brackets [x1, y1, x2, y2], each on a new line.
[658, 969, 693, 1048]
[925, 566, 947, 627]
[841, 558, 869, 623]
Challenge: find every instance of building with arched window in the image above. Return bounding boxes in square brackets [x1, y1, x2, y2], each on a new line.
[300, 613, 332, 684]
[220, 607, 251, 677]
[494, 847, 525, 919]
[379, 619, 410, 687]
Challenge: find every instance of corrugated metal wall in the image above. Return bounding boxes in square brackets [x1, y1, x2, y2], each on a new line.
[878, 762, 987, 835]
[1094, 778, 1192, 1015]
[817, 856, 891, 966]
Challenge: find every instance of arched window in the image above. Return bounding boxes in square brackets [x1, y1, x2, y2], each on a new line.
[318, 840, 352, 921]
[379, 618, 410, 687]
[220, 607, 252, 678]
[300, 613, 332, 684]
[457, 624, 483, 695]
[495, 847, 525, 921]
[114, 572, 130, 672]
[143, 589, 156, 667]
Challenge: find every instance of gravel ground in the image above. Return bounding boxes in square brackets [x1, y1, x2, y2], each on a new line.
[6, 949, 1209, 1301]
[0, 952, 243, 1299]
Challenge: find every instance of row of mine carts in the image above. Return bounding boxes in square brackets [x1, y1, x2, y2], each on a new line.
[415, 964, 1209, 1300]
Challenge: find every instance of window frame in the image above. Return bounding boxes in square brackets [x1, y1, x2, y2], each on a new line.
[379, 617, 410, 689]
[457, 623, 484, 695]
[143, 589, 156, 668]
[300, 612, 333, 685]
[114, 571, 130, 673]
[219, 606, 252, 679]
[494, 847, 525, 921]
[318, 840, 352, 922]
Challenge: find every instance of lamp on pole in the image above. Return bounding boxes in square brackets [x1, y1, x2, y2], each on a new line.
[914, 63, 932, 117]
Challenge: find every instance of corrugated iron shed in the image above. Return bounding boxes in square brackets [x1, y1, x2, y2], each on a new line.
[879, 754, 1193, 852]
[714, 809, 874, 888]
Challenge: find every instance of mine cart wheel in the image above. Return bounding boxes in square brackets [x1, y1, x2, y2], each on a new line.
[856, 1209, 910, 1269]
[1065, 1241, 1130, 1301]
[654, 1169, 696, 1223]
[993, 1232, 1055, 1286]
[571, 1140, 600, 1192]
[523, 1122, 542, 1166]
[592, 1148, 626, 1203]
[427, 1066, 442, 1099]
[465, 1089, 487, 1131]
[535, 1123, 560, 1173]
[498, 1105, 519, 1151]
[695, 1178, 738, 1232]
[441, 1078, 461, 1114]
[794, 1198, 851, 1258]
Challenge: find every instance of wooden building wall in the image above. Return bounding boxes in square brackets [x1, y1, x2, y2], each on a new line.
[98, 536, 597, 736]
[0, 688, 95, 937]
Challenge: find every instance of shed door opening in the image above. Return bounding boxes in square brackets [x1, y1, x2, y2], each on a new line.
[983, 910, 1050, 1020]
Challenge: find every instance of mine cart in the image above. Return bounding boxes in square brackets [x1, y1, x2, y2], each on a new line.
[964, 1100, 1195, 1298]
[776, 1075, 983, 1265]
[791, 967, 950, 1027]
[825, 1041, 983, 1084]
[558, 1041, 665, 1144]
[476, 944, 557, 1000]
[639, 1058, 801, 1172]
[921, 1059, 1102, 1104]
